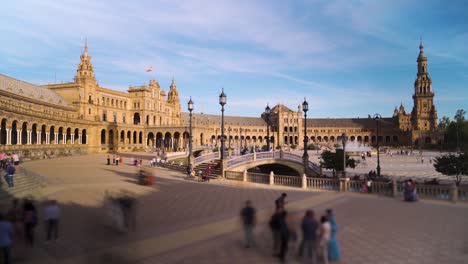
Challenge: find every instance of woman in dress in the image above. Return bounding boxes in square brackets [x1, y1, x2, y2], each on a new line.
[326, 209, 341, 262]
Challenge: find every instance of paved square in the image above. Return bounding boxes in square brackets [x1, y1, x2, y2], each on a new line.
[5, 154, 466, 264]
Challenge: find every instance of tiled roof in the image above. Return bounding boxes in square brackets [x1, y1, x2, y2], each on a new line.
[181, 112, 266, 126]
[0, 74, 72, 107]
[271, 104, 295, 113]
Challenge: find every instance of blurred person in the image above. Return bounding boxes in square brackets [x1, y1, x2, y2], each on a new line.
[115, 156, 119, 166]
[318, 215, 331, 264]
[107, 155, 111, 165]
[278, 210, 290, 263]
[240, 200, 256, 248]
[269, 207, 283, 256]
[326, 209, 340, 262]
[298, 210, 318, 262]
[404, 179, 418, 202]
[0, 213, 13, 264]
[275, 193, 287, 209]
[5, 163, 16, 188]
[44, 200, 60, 241]
[12, 153, 19, 166]
[6, 199, 22, 237]
[23, 199, 38, 247]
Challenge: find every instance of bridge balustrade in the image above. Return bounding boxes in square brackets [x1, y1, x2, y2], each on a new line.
[225, 171, 243, 181]
[459, 186, 468, 201]
[247, 172, 270, 184]
[226, 153, 254, 167]
[274, 174, 302, 187]
[306, 178, 340, 191]
[193, 152, 218, 166]
[256, 152, 274, 160]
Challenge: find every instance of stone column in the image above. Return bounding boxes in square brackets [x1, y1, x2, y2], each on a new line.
[243, 170, 247, 182]
[78, 134, 82, 144]
[269, 171, 274, 185]
[17, 129, 22, 144]
[27, 130, 32, 145]
[62, 133, 67, 144]
[85, 134, 88, 144]
[145, 137, 148, 147]
[71, 134, 75, 144]
[6, 129, 11, 145]
[302, 174, 307, 189]
[37, 132, 41, 145]
[46, 132, 50, 144]
[55, 133, 59, 144]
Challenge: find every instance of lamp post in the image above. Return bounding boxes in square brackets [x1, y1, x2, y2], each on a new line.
[374, 113, 382, 177]
[188, 97, 194, 167]
[265, 104, 271, 151]
[302, 98, 309, 174]
[342, 132, 346, 178]
[219, 89, 227, 161]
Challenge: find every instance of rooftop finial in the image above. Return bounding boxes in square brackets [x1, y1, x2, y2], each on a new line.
[84, 37, 89, 56]
[419, 36, 423, 50]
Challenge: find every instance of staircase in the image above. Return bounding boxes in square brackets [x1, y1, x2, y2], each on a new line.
[0, 167, 47, 199]
[194, 160, 222, 178]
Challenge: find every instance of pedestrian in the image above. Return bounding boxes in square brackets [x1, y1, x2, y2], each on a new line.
[44, 200, 60, 242]
[205, 165, 212, 182]
[275, 193, 287, 209]
[318, 215, 331, 264]
[12, 153, 19, 166]
[326, 209, 341, 262]
[23, 199, 38, 247]
[115, 156, 119, 166]
[0, 152, 6, 169]
[240, 200, 256, 248]
[298, 210, 318, 262]
[5, 163, 16, 188]
[6, 199, 22, 237]
[186, 164, 193, 178]
[269, 207, 283, 256]
[278, 210, 289, 263]
[112, 156, 116, 165]
[0, 213, 13, 264]
[107, 155, 111, 165]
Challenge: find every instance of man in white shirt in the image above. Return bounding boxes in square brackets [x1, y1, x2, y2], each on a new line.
[12, 153, 19, 166]
[44, 200, 60, 241]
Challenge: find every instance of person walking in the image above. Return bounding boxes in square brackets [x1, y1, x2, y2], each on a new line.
[5, 163, 16, 188]
[269, 207, 283, 256]
[326, 209, 341, 262]
[12, 153, 19, 166]
[6, 199, 23, 237]
[275, 193, 287, 209]
[240, 200, 256, 248]
[44, 200, 60, 242]
[0, 213, 13, 264]
[107, 155, 111, 165]
[318, 216, 331, 264]
[278, 210, 290, 263]
[23, 199, 37, 247]
[298, 210, 318, 262]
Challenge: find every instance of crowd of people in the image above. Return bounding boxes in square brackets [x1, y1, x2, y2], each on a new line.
[240, 193, 341, 263]
[0, 198, 60, 264]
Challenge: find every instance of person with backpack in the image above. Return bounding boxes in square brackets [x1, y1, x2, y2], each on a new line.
[5, 163, 16, 188]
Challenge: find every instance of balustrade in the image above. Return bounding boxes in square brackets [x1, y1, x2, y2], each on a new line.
[274, 174, 302, 187]
[306, 178, 340, 191]
[225, 171, 243, 181]
[246, 172, 269, 184]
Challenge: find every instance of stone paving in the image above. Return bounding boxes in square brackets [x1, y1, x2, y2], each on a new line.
[2, 154, 466, 264]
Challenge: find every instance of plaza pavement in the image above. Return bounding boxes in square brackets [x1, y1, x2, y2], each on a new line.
[4, 154, 467, 264]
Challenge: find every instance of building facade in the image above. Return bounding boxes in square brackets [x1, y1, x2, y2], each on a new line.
[0, 41, 440, 158]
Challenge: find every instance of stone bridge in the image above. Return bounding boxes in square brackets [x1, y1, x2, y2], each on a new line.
[193, 151, 320, 176]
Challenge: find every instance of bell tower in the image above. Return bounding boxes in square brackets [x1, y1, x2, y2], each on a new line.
[411, 39, 437, 131]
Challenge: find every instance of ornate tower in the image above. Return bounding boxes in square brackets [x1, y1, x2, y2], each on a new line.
[167, 78, 181, 125]
[74, 39, 98, 120]
[74, 39, 96, 84]
[411, 40, 438, 131]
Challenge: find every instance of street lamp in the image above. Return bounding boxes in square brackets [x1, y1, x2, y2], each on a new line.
[302, 98, 309, 174]
[188, 97, 194, 167]
[265, 104, 271, 151]
[219, 88, 227, 161]
[342, 133, 346, 178]
[374, 113, 382, 177]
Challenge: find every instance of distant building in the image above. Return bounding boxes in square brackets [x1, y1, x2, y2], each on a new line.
[0, 41, 441, 157]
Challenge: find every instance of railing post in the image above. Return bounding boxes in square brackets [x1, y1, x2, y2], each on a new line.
[269, 171, 274, 185]
[392, 178, 398, 197]
[339, 178, 347, 192]
[450, 184, 458, 203]
[243, 169, 247, 182]
[302, 173, 307, 189]
[253, 151, 257, 161]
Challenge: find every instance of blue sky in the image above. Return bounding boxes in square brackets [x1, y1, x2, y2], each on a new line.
[0, 0, 467, 119]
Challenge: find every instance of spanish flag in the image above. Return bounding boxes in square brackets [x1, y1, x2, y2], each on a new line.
[146, 66, 153, 72]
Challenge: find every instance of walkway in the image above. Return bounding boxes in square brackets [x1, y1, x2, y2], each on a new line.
[2, 154, 465, 264]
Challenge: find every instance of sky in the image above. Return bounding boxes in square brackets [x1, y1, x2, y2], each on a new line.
[0, 0, 467, 119]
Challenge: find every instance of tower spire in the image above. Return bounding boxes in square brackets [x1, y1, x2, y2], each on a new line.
[84, 37, 88, 57]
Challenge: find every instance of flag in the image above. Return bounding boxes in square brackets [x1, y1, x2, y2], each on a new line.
[146, 67, 153, 72]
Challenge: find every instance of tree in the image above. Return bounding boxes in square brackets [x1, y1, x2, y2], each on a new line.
[438, 116, 451, 129]
[454, 109, 466, 123]
[320, 150, 356, 177]
[434, 152, 468, 186]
